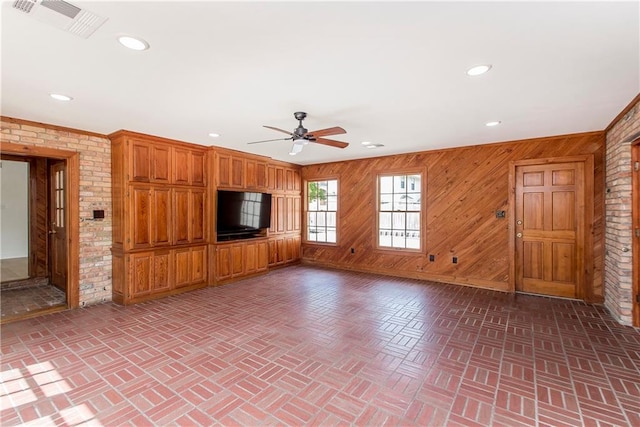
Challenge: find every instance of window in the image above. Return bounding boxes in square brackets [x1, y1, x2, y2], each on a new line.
[307, 179, 338, 243]
[378, 173, 421, 249]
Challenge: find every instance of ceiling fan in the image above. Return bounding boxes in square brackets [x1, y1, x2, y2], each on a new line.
[248, 112, 349, 155]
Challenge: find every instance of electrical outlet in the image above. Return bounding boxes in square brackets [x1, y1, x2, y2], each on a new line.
[452, 256, 458, 264]
[350, 248, 355, 254]
[429, 254, 435, 262]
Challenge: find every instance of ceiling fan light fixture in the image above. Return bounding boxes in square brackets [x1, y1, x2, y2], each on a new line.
[466, 64, 492, 76]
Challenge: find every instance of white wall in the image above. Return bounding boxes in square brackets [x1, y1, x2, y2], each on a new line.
[0, 160, 29, 259]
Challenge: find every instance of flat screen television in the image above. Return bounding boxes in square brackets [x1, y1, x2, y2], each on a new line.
[216, 190, 272, 239]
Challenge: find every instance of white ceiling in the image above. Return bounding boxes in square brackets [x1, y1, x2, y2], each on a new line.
[1, 1, 638, 165]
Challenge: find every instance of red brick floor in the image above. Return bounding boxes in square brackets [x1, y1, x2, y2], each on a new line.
[1, 265, 639, 426]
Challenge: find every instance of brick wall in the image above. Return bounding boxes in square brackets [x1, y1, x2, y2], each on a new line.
[0, 118, 112, 306]
[605, 99, 640, 325]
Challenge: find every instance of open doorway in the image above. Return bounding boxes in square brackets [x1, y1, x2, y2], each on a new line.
[1, 156, 68, 321]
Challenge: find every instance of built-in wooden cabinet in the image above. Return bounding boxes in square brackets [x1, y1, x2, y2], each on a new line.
[111, 130, 209, 305]
[215, 239, 268, 282]
[215, 149, 268, 190]
[112, 131, 303, 303]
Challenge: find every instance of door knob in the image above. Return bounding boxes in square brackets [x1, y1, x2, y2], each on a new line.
[48, 230, 57, 235]
[516, 232, 523, 238]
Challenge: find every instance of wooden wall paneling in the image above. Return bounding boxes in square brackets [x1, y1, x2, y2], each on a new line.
[111, 137, 125, 247]
[256, 161, 267, 189]
[257, 240, 268, 271]
[301, 132, 605, 297]
[267, 165, 276, 190]
[276, 167, 284, 191]
[286, 197, 295, 232]
[286, 169, 294, 191]
[129, 252, 153, 298]
[633, 141, 640, 327]
[244, 242, 257, 274]
[33, 157, 48, 277]
[276, 196, 286, 233]
[246, 159, 257, 189]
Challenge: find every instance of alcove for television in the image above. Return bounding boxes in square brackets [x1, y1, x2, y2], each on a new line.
[216, 190, 272, 241]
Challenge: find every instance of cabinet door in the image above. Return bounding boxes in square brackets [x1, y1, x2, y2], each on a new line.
[256, 162, 267, 189]
[276, 238, 285, 264]
[190, 246, 207, 284]
[267, 166, 276, 191]
[276, 167, 285, 191]
[153, 251, 172, 292]
[231, 244, 244, 276]
[152, 188, 171, 246]
[268, 239, 278, 266]
[256, 241, 268, 272]
[246, 159, 257, 189]
[174, 189, 190, 244]
[131, 140, 151, 182]
[173, 148, 190, 185]
[276, 196, 286, 233]
[216, 246, 232, 281]
[131, 186, 152, 249]
[231, 157, 245, 188]
[285, 235, 301, 263]
[191, 151, 206, 186]
[217, 152, 232, 187]
[244, 242, 257, 274]
[293, 196, 301, 231]
[130, 252, 153, 297]
[286, 197, 295, 232]
[191, 189, 206, 243]
[293, 169, 301, 192]
[174, 248, 191, 288]
[151, 144, 171, 183]
[285, 169, 295, 191]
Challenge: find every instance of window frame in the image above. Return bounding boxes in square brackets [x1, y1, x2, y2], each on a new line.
[375, 169, 425, 253]
[304, 177, 339, 245]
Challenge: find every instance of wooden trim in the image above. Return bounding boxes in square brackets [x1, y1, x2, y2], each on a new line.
[0, 141, 80, 309]
[508, 155, 594, 301]
[605, 93, 640, 133]
[632, 139, 640, 327]
[373, 167, 427, 253]
[302, 259, 510, 292]
[1, 116, 108, 139]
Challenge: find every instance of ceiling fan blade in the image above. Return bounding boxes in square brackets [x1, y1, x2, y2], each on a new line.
[313, 137, 349, 149]
[306, 126, 346, 138]
[263, 125, 293, 136]
[247, 137, 291, 145]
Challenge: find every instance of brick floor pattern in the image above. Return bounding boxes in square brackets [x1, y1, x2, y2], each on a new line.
[1, 265, 639, 426]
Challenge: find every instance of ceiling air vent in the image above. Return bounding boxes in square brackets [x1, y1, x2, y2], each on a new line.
[11, 0, 107, 39]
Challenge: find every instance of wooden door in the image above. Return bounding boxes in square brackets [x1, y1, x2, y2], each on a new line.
[216, 153, 232, 187]
[173, 148, 191, 185]
[151, 145, 171, 183]
[175, 248, 191, 288]
[216, 245, 232, 280]
[49, 161, 67, 291]
[515, 162, 584, 298]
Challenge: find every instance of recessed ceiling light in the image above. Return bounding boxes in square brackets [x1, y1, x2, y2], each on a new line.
[50, 93, 73, 101]
[485, 121, 501, 127]
[208, 133, 220, 138]
[466, 64, 492, 76]
[117, 35, 149, 51]
[361, 141, 373, 146]
[365, 143, 385, 149]
[288, 151, 297, 156]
